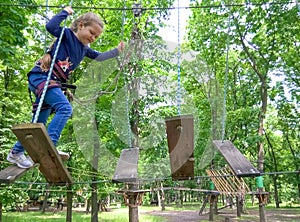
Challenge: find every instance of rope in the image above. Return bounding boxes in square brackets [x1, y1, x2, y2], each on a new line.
[0, 170, 297, 187]
[295, 0, 300, 16]
[176, 0, 181, 116]
[43, 0, 49, 53]
[123, 1, 132, 148]
[33, 1, 73, 123]
[221, 5, 231, 142]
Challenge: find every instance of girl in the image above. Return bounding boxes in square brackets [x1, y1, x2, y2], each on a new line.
[7, 6, 125, 168]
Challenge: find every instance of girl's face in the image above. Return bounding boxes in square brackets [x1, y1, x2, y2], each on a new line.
[76, 21, 103, 46]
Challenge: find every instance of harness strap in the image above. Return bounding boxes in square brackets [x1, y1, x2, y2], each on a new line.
[35, 80, 61, 98]
[29, 80, 76, 113]
[53, 63, 68, 82]
[32, 102, 52, 113]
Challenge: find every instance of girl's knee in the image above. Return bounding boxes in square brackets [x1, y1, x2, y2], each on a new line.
[58, 102, 73, 117]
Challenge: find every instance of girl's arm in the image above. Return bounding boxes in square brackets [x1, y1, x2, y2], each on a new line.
[86, 42, 125, 61]
[45, 9, 71, 37]
[87, 48, 120, 61]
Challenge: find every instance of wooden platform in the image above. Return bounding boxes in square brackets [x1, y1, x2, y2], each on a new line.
[11, 123, 73, 185]
[212, 140, 260, 177]
[112, 148, 139, 183]
[165, 115, 194, 180]
[0, 164, 37, 184]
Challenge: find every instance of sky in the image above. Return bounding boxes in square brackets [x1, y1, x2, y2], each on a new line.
[157, 0, 192, 43]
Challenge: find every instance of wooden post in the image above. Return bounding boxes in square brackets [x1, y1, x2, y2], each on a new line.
[199, 194, 209, 215]
[208, 194, 214, 221]
[236, 196, 242, 217]
[91, 179, 98, 222]
[128, 183, 139, 222]
[66, 185, 73, 222]
[42, 184, 50, 213]
[208, 193, 218, 221]
[255, 192, 268, 222]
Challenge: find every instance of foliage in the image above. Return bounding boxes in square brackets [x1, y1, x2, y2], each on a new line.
[2, 210, 166, 222]
[0, 0, 299, 213]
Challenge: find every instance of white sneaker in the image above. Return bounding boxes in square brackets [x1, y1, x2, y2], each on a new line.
[58, 150, 70, 161]
[7, 151, 34, 169]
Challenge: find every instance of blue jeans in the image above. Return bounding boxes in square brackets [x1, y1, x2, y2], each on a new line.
[13, 74, 73, 153]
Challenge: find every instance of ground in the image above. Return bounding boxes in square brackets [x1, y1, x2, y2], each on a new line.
[143, 207, 300, 222]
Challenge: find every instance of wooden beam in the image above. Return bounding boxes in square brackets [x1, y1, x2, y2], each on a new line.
[11, 123, 73, 185]
[0, 164, 37, 184]
[112, 148, 139, 183]
[165, 115, 194, 180]
[213, 140, 260, 177]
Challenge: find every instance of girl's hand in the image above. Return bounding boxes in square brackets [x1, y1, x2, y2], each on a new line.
[65, 90, 74, 101]
[117, 41, 125, 53]
[64, 6, 74, 15]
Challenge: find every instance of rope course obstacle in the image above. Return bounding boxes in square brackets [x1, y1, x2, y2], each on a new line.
[200, 5, 265, 221]
[1, 2, 299, 222]
[0, 0, 74, 186]
[165, 0, 195, 181]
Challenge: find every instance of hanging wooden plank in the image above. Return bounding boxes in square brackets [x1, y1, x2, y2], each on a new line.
[0, 164, 37, 184]
[11, 123, 73, 186]
[165, 115, 194, 180]
[112, 147, 139, 183]
[212, 140, 260, 177]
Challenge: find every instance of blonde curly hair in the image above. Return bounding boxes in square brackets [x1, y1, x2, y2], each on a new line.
[39, 12, 104, 72]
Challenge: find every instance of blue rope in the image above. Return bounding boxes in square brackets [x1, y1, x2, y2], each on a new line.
[176, 0, 181, 116]
[33, 2, 73, 123]
[123, 0, 132, 147]
[221, 7, 231, 142]
[296, 0, 300, 16]
[43, 0, 49, 53]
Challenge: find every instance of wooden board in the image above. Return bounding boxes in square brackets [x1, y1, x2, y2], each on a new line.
[213, 140, 260, 177]
[0, 164, 37, 184]
[11, 123, 73, 185]
[165, 115, 194, 180]
[112, 148, 139, 183]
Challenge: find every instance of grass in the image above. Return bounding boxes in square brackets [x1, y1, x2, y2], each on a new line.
[3, 202, 300, 222]
[2, 208, 166, 222]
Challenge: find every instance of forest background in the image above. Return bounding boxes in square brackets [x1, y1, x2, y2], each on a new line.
[0, 0, 299, 211]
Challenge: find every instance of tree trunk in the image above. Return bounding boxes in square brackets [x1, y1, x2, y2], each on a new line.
[0, 67, 10, 128]
[286, 135, 300, 202]
[235, 20, 268, 174]
[0, 202, 2, 222]
[157, 189, 161, 207]
[257, 113, 265, 173]
[265, 131, 280, 207]
[160, 182, 165, 211]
